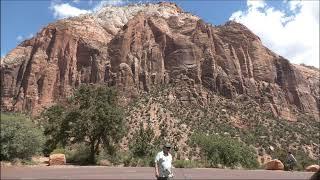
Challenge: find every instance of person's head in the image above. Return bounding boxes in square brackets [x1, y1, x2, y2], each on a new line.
[163, 143, 171, 154]
[288, 151, 292, 154]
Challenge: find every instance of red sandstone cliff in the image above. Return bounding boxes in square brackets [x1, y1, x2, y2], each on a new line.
[1, 2, 319, 121]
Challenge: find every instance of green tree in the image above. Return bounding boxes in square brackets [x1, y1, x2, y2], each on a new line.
[1, 113, 45, 160]
[130, 122, 155, 157]
[191, 133, 259, 169]
[41, 105, 67, 155]
[42, 85, 126, 164]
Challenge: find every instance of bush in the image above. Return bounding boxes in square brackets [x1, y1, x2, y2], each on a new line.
[50, 148, 66, 155]
[125, 155, 155, 167]
[105, 150, 156, 167]
[49, 144, 94, 165]
[191, 133, 259, 169]
[1, 113, 45, 160]
[294, 150, 317, 171]
[129, 122, 155, 157]
[174, 160, 202, 168]
[65, 143, 91, 165]
[125, 122, 160, 167]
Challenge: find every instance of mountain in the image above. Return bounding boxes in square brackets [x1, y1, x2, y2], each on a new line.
[1, 2, 319, 162]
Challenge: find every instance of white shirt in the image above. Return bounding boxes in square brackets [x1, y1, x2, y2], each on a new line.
[155, 151, 173, 177]
[287, 154, 297, 163]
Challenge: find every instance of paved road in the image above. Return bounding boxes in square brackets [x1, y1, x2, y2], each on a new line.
[1, 166, 314, 179]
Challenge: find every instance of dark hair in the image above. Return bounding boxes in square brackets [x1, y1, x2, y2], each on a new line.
[288, 151, 292, 154]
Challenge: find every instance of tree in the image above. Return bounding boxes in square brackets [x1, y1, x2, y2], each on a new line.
[42, 85, 126, 164]
[1, 113, 45, 160]
[191, 133, 259, 169]
[41, 105, 67, 155]
[130, 122, 155, 157]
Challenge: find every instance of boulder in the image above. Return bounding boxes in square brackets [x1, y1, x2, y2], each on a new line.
[49, 154, 66, 166]
[306, 165, 320, 172]
[264, 159, 284, 170]
[258, 154, 272, 165]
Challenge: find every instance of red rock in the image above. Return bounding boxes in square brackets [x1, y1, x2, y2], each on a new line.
[49, 154, 66, 166]
[0, 3, 319, 122]
[306, 165, 320, 172]
[264, 159, 284, 170]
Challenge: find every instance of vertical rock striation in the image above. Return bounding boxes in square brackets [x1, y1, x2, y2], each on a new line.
[1, 2, 319, 120]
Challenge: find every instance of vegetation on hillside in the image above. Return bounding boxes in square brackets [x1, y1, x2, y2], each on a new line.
[1, 83, 318, 170]
[125, 84, 319, 169]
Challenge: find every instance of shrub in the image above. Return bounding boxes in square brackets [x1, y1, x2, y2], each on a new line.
[50, 148, 66, 155]
[191, 133, 259, 169]
[129, 122, 155, 158]
[50, 144, 96, 165]
[123, 155, 155, 167]
[174, 160, 202, 168]
[1, 113, 45, 160]
[294, 150, 317, 171]
[65, 143, 91, 165]
[99, 150, 129, 166]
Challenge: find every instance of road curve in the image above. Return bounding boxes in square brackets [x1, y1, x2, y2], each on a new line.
[1, 166, 314, 179]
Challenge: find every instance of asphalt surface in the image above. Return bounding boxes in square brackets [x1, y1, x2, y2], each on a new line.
[1, 166, 315, 180]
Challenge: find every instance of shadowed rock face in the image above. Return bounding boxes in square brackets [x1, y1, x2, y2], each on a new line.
[1, 2, 319, 120]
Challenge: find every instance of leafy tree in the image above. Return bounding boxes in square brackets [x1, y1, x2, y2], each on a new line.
[41, 105, 67, 155]
[1, 113, 45, 160]
[191, 133, 259, 169]
[42, 85, 126, 164]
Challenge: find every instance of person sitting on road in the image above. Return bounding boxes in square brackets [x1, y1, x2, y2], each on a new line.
[286, 151, 297, 171]
[155, 143, 173, 180]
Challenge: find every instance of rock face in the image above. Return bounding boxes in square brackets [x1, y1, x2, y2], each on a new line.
[1, 2, 319, 121]
[264, 159, 284, 170]
[49, 154, 66, 166]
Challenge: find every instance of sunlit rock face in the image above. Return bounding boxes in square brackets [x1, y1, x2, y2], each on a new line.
[1, 2, 319, 121]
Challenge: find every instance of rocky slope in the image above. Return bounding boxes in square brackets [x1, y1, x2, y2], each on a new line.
[1, 2, 319, 161]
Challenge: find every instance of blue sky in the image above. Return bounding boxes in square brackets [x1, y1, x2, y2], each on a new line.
[1, 0, 319, 67]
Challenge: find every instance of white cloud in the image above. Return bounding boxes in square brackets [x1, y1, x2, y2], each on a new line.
[50, 2, 92, 19]
[230, 0, 319, 68]
[16, 35, 23, 41]
[247, 0, 266, 10]
[93, 0, 127, 11]
[50, 1, 127, 19]
[100, 0, 126, 6]
[16, 33, 34, 42]
[27, 33, 33, 39]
